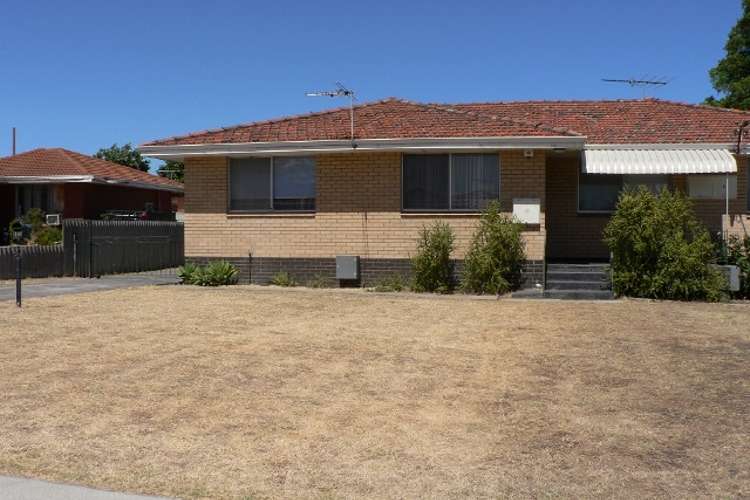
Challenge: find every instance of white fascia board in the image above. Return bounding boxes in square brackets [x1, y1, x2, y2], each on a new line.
[0, 175, 94, 184]
[138, 136, 587, 160]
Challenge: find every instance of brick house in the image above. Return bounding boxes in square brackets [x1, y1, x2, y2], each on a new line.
[139, 98, 750, 287]
[0, 148, 184, 234]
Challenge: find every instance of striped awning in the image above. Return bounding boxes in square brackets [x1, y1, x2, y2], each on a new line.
[582, 148, 737, 174]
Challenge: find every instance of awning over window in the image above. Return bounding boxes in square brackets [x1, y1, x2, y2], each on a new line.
[582, 148, 737, 175]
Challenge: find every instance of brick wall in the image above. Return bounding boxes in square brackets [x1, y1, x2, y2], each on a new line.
[184, 150, 547, 265]
[546, 154, 749, 260]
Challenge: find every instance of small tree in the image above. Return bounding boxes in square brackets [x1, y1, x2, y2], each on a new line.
[94, 143, 150, 172]
[412, 221, 455, 293]
[461, 201, 526, 295]
[158, 160, 184, 182]
[604, 187, 724, 301]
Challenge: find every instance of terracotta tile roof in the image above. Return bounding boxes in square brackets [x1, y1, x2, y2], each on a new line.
[454, 99, 750, 144]
[0, 148, 183, 192]
[144, 97, 750, 147]
[143, 98, 580, 146]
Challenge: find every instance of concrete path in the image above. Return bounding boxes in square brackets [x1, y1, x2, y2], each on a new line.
[0, 475, 171, 499]
[0, 272, 178, 301]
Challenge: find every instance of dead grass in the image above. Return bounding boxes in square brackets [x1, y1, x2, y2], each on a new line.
[0, 286, 748, 499]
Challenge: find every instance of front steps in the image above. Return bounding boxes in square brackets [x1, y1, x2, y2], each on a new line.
[513, 263, 615, 300]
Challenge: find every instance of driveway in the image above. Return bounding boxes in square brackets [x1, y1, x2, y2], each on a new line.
[0, 272, 178, 301]
[0, 475, 170, 499]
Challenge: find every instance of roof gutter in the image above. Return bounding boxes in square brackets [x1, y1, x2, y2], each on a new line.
[0, 175, 183, 193]
[138, 136, 586, 160]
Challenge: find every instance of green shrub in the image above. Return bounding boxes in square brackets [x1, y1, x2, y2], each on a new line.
[305, 273, 332, 288]
[178, 261, 238, 286]
[603, 187, 724, 301]
[271, 271, 297, 287]
[34, 226, 62, 245]
[411, 221, 455, 293]
[461, 201, 526, 295]
[371, 274, 409, 293]
[721, 235, 750, 299]
[177, 263, 200, 284]
[22, 208, 46, 233]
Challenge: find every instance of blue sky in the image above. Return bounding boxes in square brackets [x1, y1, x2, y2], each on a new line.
[0, 1, 742, 171]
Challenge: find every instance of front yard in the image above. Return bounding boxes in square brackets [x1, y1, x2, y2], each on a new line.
[0, 286, 748, 499]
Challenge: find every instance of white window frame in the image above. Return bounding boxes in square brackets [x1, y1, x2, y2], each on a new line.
[400, 153, 501, 213]
[227, 157, 316, 213]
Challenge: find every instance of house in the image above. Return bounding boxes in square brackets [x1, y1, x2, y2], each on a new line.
[0, 148, 184, 234]
[138, 98, 750, 287]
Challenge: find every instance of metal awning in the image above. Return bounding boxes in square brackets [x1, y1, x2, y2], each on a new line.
[582, 148, 737, 174]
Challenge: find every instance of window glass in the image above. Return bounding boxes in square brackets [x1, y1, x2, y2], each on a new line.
[403, 154, 450, 210]
[451, 154, 499, 210]
[579, 174, 623, 212]
[624, 175, 669, 194]
[273, 157, 316, 211]
[229, 158, 271, 211]
[688, 175, 737, 199]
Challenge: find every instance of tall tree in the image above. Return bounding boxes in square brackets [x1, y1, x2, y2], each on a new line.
[157, 160, 184, 182]
[94, 143, 150, 172]
[706, 0, 750, 109]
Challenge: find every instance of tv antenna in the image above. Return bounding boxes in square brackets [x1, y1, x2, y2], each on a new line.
[602, 77, 670, 97]
[306, 82, 356, 143]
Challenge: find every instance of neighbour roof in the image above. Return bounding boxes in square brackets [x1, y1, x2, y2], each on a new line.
[143, 97, 750, 147]
[143, 98, 580, 146]
[0, 148, 183, 192]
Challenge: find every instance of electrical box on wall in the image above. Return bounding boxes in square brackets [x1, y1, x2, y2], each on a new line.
[523, 149, 534, 159]
[336, 255, 359, 280]
[513, 198, 540, 224]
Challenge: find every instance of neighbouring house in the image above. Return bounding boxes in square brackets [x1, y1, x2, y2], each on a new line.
[139, 98, 750, 288]
[0, 148, 184, 233]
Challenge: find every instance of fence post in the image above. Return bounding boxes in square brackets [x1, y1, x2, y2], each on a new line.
[15, 246, 21, 307]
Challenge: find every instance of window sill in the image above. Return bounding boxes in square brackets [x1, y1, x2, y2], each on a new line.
[227, 212, 316, 218]
[400, 212, 482, 218]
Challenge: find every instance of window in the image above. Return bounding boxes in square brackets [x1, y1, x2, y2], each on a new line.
[229, 157, 316, 212]
[578, 174, 670, 212]
[688, 175, 737, 200]
[15, 184, 59, 216]
[402, 153, 499, 211]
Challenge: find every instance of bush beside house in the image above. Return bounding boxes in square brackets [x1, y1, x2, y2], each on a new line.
[411, 222, 455, 293]
[461, 201, 526, 295]
[604, 187, 725, 302]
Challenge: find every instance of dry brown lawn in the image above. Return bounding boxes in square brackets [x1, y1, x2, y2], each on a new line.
[0, 286, 748, 499]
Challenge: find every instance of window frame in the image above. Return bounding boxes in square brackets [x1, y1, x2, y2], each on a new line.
[576, 171, 671, 215]
[227, 156, 316, 214]
[400, 152, 501, 213]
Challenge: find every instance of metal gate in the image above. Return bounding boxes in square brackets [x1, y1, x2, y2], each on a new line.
[63, 219, 184, 277]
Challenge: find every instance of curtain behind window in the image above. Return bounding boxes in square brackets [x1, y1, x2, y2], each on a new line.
[273, 157, 316, 211]
[403, 154, 449, 210]
[230, 158, 271, 211]
[451, 154, 499, 210]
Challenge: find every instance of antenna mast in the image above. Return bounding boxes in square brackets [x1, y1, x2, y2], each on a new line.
[306, 82, 356, 143]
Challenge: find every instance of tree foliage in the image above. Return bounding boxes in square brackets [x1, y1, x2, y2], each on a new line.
[94, 143, 150, 172]
[158, 160, 184, 182]
[705, 0, 750, 109]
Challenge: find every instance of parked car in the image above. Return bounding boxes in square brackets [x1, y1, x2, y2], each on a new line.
[101, 209, 176, 222]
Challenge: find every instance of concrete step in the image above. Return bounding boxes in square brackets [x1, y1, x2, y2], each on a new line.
[546, 270, 610, 282]
[545, 280, 610, 290]
[547, 264, 610, 273]
[542, 289, 615, 300]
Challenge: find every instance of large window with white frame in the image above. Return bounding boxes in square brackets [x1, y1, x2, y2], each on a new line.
[402, 153, 500, 212]
[578, 173, 669, 213]
[229, 157, 316, 212]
